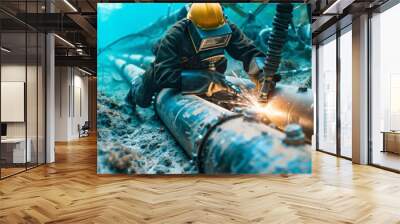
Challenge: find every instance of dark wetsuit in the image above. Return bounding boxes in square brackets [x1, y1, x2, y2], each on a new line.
[131, 18, 265, 108]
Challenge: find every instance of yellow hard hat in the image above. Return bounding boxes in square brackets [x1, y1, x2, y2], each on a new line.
[187, 3, 225, 30]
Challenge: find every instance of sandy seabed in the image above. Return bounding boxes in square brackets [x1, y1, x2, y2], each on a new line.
[97, 92, 198, 174]
[96, 52, 310, 175]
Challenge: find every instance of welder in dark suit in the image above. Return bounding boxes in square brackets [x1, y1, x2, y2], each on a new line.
[126, 3, 265, 108]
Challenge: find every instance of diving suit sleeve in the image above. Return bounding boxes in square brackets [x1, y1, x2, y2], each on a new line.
[226, 22, 265, 72]
[131, 25, 183, 108]
[151, 26, 183, 91]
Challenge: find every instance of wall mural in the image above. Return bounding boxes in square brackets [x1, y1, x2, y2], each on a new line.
[97, 3, 313, 175]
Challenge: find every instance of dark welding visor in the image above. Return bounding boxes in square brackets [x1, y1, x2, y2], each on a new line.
[188, 21, 232, 53]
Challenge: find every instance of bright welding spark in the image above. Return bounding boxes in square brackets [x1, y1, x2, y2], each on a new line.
[226, 71, 281, 119]
[229, 71, 260, 107]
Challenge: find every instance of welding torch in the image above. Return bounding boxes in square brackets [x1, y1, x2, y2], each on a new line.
[258, 3, 294, 102]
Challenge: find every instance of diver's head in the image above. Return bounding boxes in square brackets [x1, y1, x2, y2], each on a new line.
[187, 3, 232, 53]
[187, 3, 225, 29]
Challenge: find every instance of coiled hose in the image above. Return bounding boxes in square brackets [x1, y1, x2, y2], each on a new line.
[260, 3, 293, 99]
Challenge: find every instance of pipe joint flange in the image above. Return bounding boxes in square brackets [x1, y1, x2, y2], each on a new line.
[240, 108, 271, 124]
[232, 107, 244, 114]
[195, 113, 243, 173]
[283, 124, 305, 146]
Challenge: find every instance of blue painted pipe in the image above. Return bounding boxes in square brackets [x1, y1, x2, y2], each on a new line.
[155, 89, 311, 174]
[112, 59, 312, 174]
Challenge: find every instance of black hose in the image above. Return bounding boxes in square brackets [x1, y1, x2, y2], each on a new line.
[260, 3, 293, 99]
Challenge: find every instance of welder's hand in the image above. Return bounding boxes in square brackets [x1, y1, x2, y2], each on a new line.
[181, 70, 214, 94]
[125, 75, 141, 107]
[248, 57, 266, 81]
[181, 70, 243, 96]
[209, 71, 242, 94]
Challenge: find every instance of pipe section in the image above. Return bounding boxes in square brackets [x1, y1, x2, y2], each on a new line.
[155, 89, 311, 174]
[263, 84, 313, 142]
[112, 59, 313, 174]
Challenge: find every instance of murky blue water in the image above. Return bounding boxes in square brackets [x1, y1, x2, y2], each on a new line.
[97, 3, 312, 174]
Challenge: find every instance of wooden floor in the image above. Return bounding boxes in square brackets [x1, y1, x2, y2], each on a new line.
[1, 167, 26, 178]
[1, 136, 400, 224]
[372, 150, 400, 171]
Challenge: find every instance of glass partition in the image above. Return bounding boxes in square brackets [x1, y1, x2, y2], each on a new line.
[38, 32, 45, 165]
[27, 0, 40, 170]
[0, 1, 46, 179]
[339, 27, 352, 158]
[1, 30, 28, 177]
[317, 35, 337, 154]
[27, 30, 38, 169]
[370, 4, 400, 171]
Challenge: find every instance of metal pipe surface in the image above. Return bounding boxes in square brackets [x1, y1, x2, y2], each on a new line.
[112, 59, 313, 174]
[264, 84, 314, 142]
[155, 89, 311, 174]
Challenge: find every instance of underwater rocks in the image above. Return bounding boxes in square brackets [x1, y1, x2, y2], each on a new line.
[97, 48, 310, 175]
[97, 92, 197, 174]
[105, 145, 142, 174]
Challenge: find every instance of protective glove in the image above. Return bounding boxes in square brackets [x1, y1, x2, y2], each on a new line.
[125, 74, 155, 108]
[181, 70, 246, 96]
[125, 75, 141, 107]
[248, 57, 266, 81]
[181, 70, 213, 94]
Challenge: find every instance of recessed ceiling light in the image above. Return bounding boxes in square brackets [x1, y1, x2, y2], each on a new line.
[78, 67, 92, 76]
[322, 0, 354, 15]
[54, 34, 75, 48]
[1, 47, 11, 53]
[63, 0, 78, 12]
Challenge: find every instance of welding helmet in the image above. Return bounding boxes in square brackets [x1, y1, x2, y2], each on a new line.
[187, 3, 232, 53]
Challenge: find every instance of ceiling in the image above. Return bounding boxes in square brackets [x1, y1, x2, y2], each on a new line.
[1, 0, 97, 73]
[0, 0, 392, 75]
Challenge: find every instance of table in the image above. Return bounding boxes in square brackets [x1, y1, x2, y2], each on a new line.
[381, 131, 400, 154]
[1, 138, 31, 164]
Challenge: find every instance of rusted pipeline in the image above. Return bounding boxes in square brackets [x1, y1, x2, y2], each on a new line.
[263, 84, 313, 142]
[112, 58, 312, 174]
[113, 57, 145, 83]
[155, 89, 311, 174]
